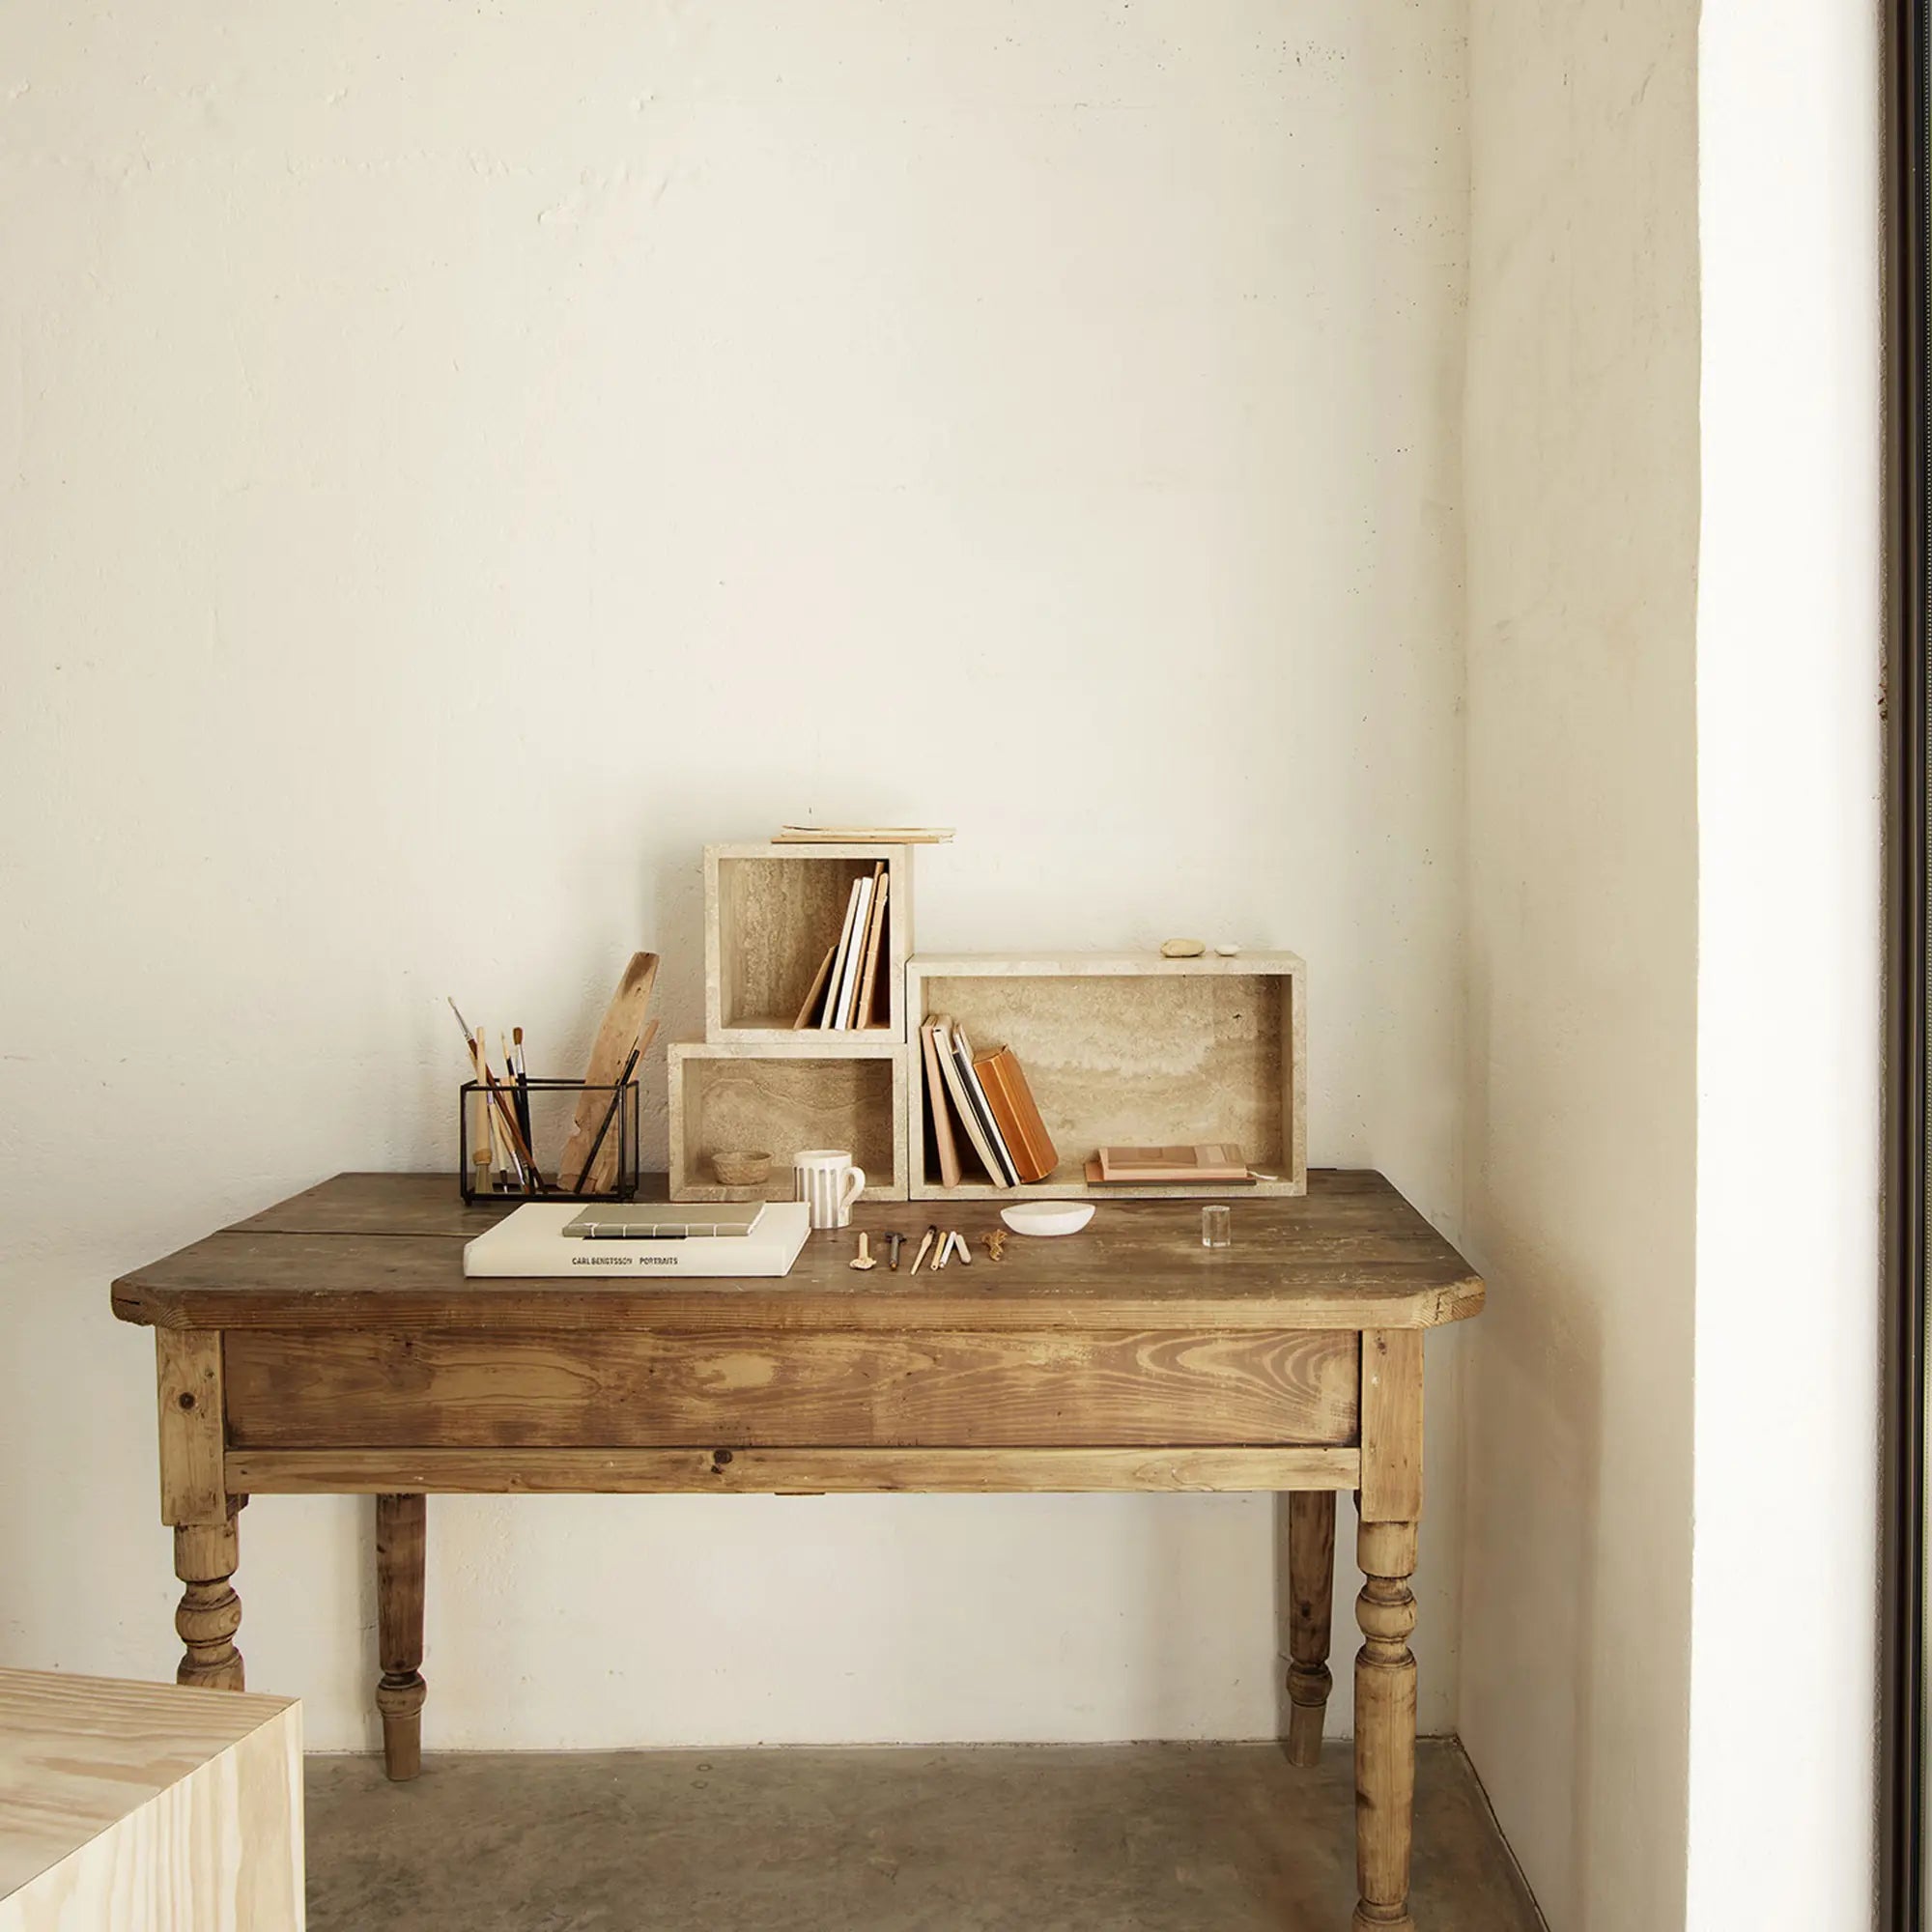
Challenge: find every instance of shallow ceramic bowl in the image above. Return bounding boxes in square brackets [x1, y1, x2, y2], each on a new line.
[712, 1150, 773, 1188]
[999, 1201, 1095, 1237]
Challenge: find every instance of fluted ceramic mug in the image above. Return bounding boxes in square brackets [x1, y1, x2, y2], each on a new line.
[793, 1149, 866, 1230]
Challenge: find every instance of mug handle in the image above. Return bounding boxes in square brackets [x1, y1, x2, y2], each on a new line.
[839, 1166, 866, 1216]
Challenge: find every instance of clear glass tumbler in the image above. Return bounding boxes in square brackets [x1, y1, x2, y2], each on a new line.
[1201, 1205, 1233, 1249]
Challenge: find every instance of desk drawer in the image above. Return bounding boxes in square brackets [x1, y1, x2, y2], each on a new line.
[222, 1329, 1360, 1450]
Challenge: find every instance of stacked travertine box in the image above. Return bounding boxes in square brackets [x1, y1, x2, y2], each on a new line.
[668, 843, 914, 1202]
[907, 952, 1307, 1200]
[669, 840, 1310, 1205]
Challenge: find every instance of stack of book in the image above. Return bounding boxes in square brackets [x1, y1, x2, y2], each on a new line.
[464, 1200, 811, 1276]
[794, 864, 891, 1030]
[1083, 1144, 1253, 1185]
[920, 1015, 1057, 1187]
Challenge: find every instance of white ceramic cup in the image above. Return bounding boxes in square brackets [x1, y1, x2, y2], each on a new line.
[793, 1149, 866, 1230]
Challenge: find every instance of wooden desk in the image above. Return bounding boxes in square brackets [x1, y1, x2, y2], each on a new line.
[113, 1170, 1481, 1932]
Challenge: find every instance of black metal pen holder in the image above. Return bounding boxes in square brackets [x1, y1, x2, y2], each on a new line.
[459, 1077, 640, 1203]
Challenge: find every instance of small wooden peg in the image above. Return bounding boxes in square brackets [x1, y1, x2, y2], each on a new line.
[848, 1234, 876, 1272]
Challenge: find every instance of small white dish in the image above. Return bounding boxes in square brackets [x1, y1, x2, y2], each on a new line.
[1000, 1202, 1095, 1237]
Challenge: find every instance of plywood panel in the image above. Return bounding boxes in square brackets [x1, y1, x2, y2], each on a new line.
[0, 1669, 300, 1932]
[224, 1327, 1360, 1449]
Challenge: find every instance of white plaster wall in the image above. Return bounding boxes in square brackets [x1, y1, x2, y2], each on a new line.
[0, 6, 1468, 1748]
[1687, 1, 1883, 1923]
[1458, 3, 1701, 1927]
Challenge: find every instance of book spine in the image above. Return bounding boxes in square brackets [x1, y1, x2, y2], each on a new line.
[466, 1245, 805, 1278]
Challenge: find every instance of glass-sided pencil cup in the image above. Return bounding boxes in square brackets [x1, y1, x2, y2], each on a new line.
[459, 1078, 641, 1203]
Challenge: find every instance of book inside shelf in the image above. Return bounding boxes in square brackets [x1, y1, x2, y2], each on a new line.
[712, 851, 895, 1035]
[909, 961, 1302, 1200]
[919, 1017, 1058, 1187]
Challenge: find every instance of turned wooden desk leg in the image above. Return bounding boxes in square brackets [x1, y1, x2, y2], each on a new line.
[174, 1511, 244, 1690]
[1285, 1491, 1336, 1767]
[376, 1492, 427, 1781]
[156, 1329, 243, 1690]
[1354, 1518, 1418, 1931]
[1354, 1328, 1424, 1932]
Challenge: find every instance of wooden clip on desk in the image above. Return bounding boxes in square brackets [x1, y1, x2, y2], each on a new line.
[112, 1170, 1481, 1932]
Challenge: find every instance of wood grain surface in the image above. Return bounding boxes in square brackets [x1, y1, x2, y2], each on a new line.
[0, 1668, 300, 1930]
[155, 1331, 223, 1524]
[222, 1445, 1362, 1495]
[557, 951, 658, 1193]
[222, 1327, 1360, 1449]
[113, 1171, 1482, 1334]
[1359, 1327, 1426, 1522]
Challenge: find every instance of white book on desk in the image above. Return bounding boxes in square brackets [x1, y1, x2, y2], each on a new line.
[465, 1202, 811, 1278]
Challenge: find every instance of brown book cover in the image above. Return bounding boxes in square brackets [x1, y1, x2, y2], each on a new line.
[973, 1045, 1058, 1184]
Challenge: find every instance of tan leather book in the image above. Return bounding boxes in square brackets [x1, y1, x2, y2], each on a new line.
[972, 1046, 1057, 1184]
[920, 1017, 963, 1188]
[854, 867, 889, 1026]
[793, 944, 838, 1029]
[1094, 1144, 1250, 1183]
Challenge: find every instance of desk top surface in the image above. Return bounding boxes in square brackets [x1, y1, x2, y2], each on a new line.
[112, 1171, 1482, 1334]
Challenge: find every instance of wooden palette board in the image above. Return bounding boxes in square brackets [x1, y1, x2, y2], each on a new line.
[558, 951, 659, 1191]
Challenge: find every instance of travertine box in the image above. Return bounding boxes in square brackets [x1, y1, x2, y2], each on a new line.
[668, 1039, 908, 1202]
[703, 842, 913, 1042]
[906, 952, 1307, 1201]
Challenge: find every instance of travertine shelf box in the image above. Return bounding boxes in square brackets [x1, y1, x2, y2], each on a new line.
[703, 842, 913, 1042]
[668, 1040, 909, 1202]
[906, 952, 1308, 1201]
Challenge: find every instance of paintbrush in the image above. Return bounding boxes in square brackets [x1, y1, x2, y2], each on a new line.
[450, 1001, 495, 1183]
[450, 1001, 538, 1188]
[511, 1025, 534, 1150]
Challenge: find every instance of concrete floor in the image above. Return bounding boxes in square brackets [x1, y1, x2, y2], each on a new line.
[307, 1740, 1543, 1931]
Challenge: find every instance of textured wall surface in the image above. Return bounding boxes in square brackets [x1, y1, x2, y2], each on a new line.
[0, 6, 1468, 1748]
[1458, 3, 1701, 1928]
